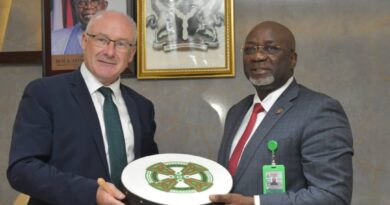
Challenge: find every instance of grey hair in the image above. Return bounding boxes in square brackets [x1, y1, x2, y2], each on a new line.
[85, 10, 137, 42]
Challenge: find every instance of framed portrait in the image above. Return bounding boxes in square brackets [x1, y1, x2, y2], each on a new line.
[137, 0, 235, 79]
[42, 0, 136, 76]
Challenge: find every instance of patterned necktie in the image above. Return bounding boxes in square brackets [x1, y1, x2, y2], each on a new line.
[228, 103, 264, 176]
[99, 87, 127, 187]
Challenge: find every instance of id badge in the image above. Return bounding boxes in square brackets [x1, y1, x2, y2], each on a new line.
[262, 164, 285, 194]
[262, 140, 286, 194]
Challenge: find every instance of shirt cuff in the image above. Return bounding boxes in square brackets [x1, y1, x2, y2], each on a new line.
[254, 195, 260, 205]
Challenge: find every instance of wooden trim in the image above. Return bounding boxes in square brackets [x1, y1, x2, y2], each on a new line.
[0, 51, 41, 64]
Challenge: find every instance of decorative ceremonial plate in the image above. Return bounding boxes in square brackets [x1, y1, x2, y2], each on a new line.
[122, 153, 232, 205]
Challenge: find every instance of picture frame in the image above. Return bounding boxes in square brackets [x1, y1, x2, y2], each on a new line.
[0, 0, 41, 64]
[0, 51, 41, 64]
[137, 0, 235, 79]
[42, 0, 136, 76]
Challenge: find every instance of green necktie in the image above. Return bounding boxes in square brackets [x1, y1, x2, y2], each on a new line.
[99, 87, 127, 187]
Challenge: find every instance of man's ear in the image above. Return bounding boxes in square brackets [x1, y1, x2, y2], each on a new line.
[81, 33, 87, 50]
[127, 47, 136, 63]
[290, 52, 297, 70]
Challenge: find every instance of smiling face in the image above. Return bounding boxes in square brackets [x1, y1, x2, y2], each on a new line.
[243, 21, 297, 98]
[82, 11, 136, 85]
[74, 0, 108, 30]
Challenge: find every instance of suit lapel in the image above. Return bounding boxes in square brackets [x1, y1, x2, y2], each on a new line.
[233, 81, 299, 182]
[219, 96, 253, 167]
[120, 86, 142, 159]
[68, 70, 109, 176]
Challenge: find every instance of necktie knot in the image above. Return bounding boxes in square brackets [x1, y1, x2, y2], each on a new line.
[253, 103, 264, 114]
[99, 87, 113, 99]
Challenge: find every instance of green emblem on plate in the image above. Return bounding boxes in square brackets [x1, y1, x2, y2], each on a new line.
[145, 161, 213, 193]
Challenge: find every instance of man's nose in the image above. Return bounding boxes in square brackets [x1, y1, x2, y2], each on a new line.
[252, 50, 268, 61]
[103, 42, 116, 57]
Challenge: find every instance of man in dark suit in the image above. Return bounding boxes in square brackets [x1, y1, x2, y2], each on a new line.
[210, 21, 353, 205]
[8, 11, 158, 205]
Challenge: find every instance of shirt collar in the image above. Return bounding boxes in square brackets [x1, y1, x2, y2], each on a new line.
[80, 63, 121, 97]
[253, 77, 294, 112]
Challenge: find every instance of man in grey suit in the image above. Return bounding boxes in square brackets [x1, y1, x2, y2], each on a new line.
[210, 21, 353, 205]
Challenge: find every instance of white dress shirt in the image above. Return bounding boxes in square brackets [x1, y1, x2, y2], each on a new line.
[80, 64, 135, 174]
[229, 77, 294, 205]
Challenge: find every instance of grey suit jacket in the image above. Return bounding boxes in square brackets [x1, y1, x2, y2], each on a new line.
[217, 80, 353, 205]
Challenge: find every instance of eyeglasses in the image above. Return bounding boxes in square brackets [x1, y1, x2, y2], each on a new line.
[241, 44, 292, 55]
[86, 33, 135, 52]
[77, 0, 101, 8]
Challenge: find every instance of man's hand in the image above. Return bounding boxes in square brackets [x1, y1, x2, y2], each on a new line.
[96, 181, 125, 205]
[210, 193, 255, 205]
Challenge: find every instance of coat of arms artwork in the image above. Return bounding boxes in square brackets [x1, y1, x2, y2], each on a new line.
[146, 0, 225, 52]
[137, 0, 235, 79]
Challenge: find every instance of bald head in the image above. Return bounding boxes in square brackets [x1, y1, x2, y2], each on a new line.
[81, 10, 137, 85]
[246, 21, 296, 52]
[86, 10, 137, 42]
[242, 21, 298, 99]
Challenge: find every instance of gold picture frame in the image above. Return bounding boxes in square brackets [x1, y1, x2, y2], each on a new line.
[137, 0, 235, 79]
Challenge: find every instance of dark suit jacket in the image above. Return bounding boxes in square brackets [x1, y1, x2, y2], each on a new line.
[218, 80, 353, 205]
[7, 70, 158, 205]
